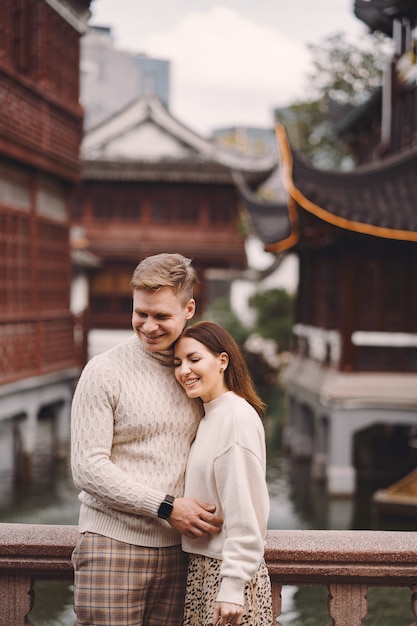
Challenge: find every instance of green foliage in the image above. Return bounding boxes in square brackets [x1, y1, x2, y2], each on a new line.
[249, 288, 293, 352]
[201, 288, 294, 355]
[282, 99, 350, 169]
[278, 31, 391, 168]
[306, 32, 388, 106]
[201, 297, 251, 348]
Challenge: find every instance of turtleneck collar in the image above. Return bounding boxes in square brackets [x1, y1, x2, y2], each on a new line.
[133, 334, 174, 366]
[203, 390, 234, 409]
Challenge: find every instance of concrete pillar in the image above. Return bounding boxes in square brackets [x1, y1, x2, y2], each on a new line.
[286, 399, 314, 459]
[13, 407, 38, 483]
[52, 400, 71, 461]
[311, 416, 329, 482]
[326, 409, 356, 497]
[326, 413, 356, 496]
[326, 464, 356, 496]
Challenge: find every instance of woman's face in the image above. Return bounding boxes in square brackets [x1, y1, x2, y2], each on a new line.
[174, 336, 228, 403]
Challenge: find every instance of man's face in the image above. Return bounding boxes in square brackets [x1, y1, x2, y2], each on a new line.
[132, 286, 195, 352]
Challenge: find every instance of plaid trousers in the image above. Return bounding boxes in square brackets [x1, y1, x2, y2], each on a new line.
[72, 532, 188, 626]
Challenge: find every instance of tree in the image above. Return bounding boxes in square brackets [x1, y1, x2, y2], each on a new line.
[249, 288, 293, 352]
[277, 31, 391, 168]
[201, 296, 251, 348]
[306, 32, 388, 106]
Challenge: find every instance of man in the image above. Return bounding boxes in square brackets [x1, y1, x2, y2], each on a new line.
[71, 253, 222, 625]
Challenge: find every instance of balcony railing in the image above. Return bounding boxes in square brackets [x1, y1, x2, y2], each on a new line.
[1, 523, 417, 625]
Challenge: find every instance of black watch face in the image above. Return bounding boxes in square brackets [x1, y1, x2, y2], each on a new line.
[158, 501, 173, 519]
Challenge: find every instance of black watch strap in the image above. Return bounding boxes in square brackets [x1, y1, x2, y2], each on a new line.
[158, 494, 175, 519]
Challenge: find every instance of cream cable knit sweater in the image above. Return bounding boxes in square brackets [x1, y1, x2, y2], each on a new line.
[71, 334, 203, 547]
[182, 391, 270, 607]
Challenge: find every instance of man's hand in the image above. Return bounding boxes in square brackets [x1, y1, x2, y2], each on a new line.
[168, 498, 223, 538]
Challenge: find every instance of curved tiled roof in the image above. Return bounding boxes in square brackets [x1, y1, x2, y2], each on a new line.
[81, 94, 276, 185]
[233, 171, 299, 251]
[242, 126, 417, 252]
[278, 125, 417, 240]
[82, 157, 272, 187]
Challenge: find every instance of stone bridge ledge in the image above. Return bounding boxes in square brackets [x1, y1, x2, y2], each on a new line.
[1, 523, 417, 625]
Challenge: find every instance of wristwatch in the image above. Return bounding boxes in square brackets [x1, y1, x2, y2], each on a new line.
[158, 494, 175, 519]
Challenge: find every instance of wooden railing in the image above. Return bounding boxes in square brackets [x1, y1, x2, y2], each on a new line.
[1, 523, 417, 626]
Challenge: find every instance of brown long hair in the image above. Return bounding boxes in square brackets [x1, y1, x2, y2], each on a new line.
[179, 321, 266, 417]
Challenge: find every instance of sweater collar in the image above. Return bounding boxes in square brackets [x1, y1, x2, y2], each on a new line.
[203, 391, 234, 410]
[134, 334, 174, 366]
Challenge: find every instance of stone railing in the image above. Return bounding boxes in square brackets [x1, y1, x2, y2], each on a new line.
[1, 523, 417, 625]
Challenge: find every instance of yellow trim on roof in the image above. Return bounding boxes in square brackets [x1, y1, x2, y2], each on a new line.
[275, 124, 417, 243]
[264, 196, 300, 253]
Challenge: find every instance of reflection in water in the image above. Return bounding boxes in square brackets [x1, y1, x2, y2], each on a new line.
[0, 391, 416, 625]
[0, 417, 80, 625]
[281, 586, 415, 626]
[29, 582, 76, 626]
[263, 395, 417, 626]
[0, 418, 80, 526]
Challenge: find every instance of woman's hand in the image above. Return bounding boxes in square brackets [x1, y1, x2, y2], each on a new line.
[212, 601, 244, 625]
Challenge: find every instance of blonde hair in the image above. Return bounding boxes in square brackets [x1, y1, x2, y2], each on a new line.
[131, 253, 198, 305]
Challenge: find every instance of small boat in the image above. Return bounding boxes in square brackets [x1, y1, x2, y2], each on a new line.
[372, 468, 417, 517]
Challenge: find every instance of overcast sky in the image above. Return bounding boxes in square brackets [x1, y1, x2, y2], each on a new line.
[88, 1, 368, 135]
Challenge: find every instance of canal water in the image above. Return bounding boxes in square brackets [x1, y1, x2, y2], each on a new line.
[0, 389, 415, 625]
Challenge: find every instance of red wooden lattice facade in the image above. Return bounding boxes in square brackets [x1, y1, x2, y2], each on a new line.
[73, 179, 247, 328]
[75, 95, 274, 330]
[0, 0, 91, 385]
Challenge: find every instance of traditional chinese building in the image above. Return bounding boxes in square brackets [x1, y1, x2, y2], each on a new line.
[74, 94, 275, 330]
[0, 0, 91, 467]
[242, 0, 417, 496]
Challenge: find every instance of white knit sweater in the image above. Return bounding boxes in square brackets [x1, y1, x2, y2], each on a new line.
[182, 391, 270, 607]
[71, 335, 203, 547]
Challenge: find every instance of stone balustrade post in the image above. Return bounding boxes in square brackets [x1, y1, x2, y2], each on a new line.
[327, 583, 368, 626]
[410, 584, 417, 626]
[0, 523, 78, 626]
[0, 574, 34, 626]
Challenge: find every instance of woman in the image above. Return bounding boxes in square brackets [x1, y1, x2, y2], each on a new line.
[173, 321, 273, 626]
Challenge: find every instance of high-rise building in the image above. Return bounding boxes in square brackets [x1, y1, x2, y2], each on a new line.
[80, 26, 170, 129]
[212, 126, 276, 158]
[135, 54, 170, 110]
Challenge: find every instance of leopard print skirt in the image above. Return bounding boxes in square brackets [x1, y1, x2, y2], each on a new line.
[183, 554, 273, 626]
